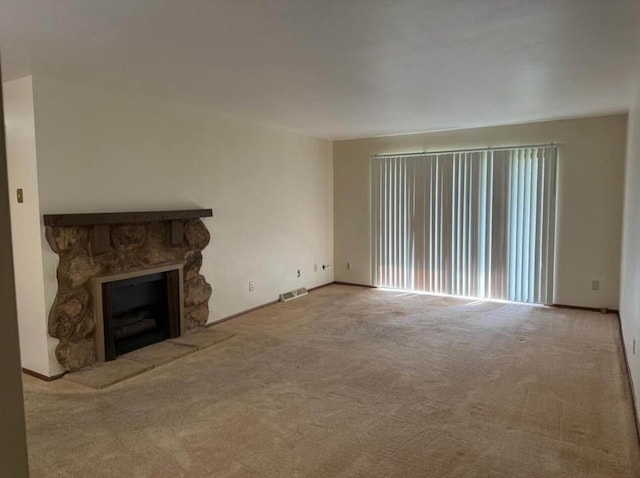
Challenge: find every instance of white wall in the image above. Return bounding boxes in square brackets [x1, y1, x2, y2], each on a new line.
[8, 75, 332, 374]
[334, 115, 628, 309]
[620, 74, 640, 412]
[2, 77, 58, 376]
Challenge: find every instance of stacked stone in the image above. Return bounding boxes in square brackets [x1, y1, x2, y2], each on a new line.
[45, 219, 212, 370]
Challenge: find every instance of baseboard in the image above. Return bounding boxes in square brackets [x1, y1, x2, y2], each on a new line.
[205, 300, 280, 327]
[333, 287, 622, 310]
[22, 368, 66, 382]
[206, 281, 336, 327]
[551, 303, 619, 314]
[333, 281, 376, 288]
[616, 312, 640, 446]
[308, 282, 335, 292]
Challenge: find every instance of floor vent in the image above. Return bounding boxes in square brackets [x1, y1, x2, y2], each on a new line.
[279, 287, 308, 302]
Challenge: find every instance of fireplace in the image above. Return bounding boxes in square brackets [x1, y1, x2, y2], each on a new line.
[93, 264, 186, 362]
[44, 209, 212, 371]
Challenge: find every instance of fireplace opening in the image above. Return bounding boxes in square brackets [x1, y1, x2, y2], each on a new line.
[101, 270, 181, 360]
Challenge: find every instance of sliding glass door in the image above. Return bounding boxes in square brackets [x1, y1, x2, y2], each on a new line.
[371, 146, 557, 304]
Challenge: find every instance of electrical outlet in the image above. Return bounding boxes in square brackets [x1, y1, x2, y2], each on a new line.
[16, 188, 23, 203]
[314, 264, 318, 272]
[591, 280, 600, 291]
[249, 281, 255, 292]
[347, 261, 351, 270]
[297, 269, 301, 278]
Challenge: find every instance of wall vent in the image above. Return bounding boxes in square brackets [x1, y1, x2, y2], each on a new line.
[279, 287, 308, 302]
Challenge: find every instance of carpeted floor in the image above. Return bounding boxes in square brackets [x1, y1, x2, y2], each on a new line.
[23, 284, 640, 477]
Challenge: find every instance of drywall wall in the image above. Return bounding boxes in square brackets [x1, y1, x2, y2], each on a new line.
[334, 115, 627, 309]
[0, 67, 30, 478]
[2, 76, 57, 376]
[620, 77, 640, 411]
[30, 75, 333, 371]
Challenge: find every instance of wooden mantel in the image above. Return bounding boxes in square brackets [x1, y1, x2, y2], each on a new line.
[43, 209, 213, 253]
[43, 209, 212, 227]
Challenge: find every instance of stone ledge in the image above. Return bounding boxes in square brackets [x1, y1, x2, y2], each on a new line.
[62, 329, 234, 389]
[167, 328, 235, 350]
[64, 358, 152, 389]
[121, 341, 196, 368]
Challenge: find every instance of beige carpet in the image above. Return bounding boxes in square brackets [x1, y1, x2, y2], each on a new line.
[23, 284, 640, 477]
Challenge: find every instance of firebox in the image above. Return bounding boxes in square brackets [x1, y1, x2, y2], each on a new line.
[93, 263, 184, 362]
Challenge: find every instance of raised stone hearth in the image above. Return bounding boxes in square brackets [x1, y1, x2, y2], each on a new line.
[45, 211, 212, 371]
[64, 328, 234, 389]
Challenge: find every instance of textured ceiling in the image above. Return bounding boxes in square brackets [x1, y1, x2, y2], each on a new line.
[1, 0, 638, 139]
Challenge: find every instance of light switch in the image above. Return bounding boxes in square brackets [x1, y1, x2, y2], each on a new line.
[17, 188, 23, 203]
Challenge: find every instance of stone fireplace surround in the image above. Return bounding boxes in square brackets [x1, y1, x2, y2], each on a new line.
[44, 210, 212, 371]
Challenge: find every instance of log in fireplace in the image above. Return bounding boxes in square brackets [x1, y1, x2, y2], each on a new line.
[94, 263, 185, 362]
[102, 270, 181, 359]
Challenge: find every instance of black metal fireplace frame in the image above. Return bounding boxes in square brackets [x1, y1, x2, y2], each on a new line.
[101, 270, 181, 360]
[92, 262, 185, 362]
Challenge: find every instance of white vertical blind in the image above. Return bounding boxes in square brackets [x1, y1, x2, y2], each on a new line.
[371, 146, 557, 304]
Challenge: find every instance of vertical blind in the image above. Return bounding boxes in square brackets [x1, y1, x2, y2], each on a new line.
[371, 146, 557, 304]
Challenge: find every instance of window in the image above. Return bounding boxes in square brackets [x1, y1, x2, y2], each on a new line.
[371, 146, 557, 304]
